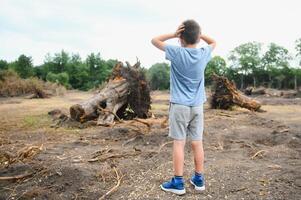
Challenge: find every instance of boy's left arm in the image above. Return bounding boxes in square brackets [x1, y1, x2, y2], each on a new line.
[151, 24, 184, 51]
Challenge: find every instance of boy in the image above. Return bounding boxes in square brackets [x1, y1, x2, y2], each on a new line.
[151, 19, 216, 195]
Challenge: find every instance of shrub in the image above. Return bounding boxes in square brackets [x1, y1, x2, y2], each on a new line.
[0, 70, 66, 97]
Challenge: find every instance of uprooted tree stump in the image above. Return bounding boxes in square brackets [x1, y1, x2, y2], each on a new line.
[211, 74, 261, 111]
[70, 61, 151, 126]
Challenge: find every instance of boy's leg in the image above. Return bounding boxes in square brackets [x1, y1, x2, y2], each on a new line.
[190, 141, 206, 191]
[161, 139, 186, 195]
[160, 103, 189, 195]
[191, 140, 204, 173]
[173, 139, 186, 176]
[169, 103, 190, 176]
[188, 105, 206, 191]
[188, 105, 204, 173]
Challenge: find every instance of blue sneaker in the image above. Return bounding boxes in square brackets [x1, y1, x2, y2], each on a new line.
[190, 172, 205, 191]
[160, 176, 186, 195]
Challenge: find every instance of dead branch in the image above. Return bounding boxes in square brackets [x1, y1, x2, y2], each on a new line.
[122, 135, 143, 147]
[0, 172, 34, 181]
[90, 148, 113, 159]
[251, 150, 266, 159]
[88, 151, 140, 162]
[2, 144, 43, 166]
[133, 118, 152, 131]
[99, 167, 124, 200]
[217, 112, 233, 117]
[158, 141, 173, 153]
[16, 144, 43, 160]
[230, 187, 248, 193]
[160, 116, 168, 128]
[278, 128, 290, 133]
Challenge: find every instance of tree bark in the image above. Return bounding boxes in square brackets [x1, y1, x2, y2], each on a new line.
[294, 74, 298, 91]
[240, 74, 244, 90]
[211, 74, 261, 111]
[268, 74, 272, 88]
[253, 76, 256, 88]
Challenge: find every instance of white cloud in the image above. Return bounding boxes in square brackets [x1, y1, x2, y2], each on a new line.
[0, 0, 300, 67]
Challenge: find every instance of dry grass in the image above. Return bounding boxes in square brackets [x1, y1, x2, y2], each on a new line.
[260, 105, 301, 125]
[151, 103, 169, 111]
[0, 70, 65, 97]
[1, 90, 301, 199]
[150, 90, 169, 101]
[0, 91, 93, 132]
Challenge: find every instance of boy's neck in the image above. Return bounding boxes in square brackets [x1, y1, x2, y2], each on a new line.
[183, 44, 197, 48]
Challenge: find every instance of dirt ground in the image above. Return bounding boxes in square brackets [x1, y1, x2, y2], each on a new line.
[0, 90, 300, 200]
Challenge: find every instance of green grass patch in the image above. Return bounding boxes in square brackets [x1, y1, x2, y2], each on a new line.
[22, 114, 52, 129]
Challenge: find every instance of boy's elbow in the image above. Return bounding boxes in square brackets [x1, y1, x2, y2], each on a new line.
[211, 41, 217, 50]
[151, 38, 156, 45]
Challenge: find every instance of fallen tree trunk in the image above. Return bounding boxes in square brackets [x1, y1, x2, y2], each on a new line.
[244, 87, 266, 96]
[70, 61, 151, 126]
[211, 74, 261, 111]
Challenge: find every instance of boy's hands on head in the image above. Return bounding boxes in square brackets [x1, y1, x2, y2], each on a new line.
[200, 34, 217, 50]
[151, 21, 216, 51]
[151, 24, 185, 51]
[174, 24, 185, 38]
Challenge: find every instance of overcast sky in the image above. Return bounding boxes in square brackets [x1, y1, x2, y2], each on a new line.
[0, 0, 300, 67]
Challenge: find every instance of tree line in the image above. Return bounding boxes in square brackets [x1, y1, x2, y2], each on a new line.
[0, 51, 118, 90]
[148, 39, 301, 91]
[1, 39, 300, 91]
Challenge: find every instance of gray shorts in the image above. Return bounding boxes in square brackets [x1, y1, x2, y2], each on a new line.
[169, 103, 204, 141]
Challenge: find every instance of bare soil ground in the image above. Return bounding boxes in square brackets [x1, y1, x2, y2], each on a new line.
[0, 90, 300, 200]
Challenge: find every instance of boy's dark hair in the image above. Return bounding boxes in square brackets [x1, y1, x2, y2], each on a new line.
[180, 20, 201, 45]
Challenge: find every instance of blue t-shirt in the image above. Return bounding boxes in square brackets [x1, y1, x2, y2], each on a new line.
[165, 45, 212, 106]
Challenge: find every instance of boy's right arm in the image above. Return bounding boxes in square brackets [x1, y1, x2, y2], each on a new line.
[200, 35, 216, 50]
[151, 24, 185, 51]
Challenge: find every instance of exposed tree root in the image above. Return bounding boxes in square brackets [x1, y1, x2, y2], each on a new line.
[69, 61, 151, 126]
[211, 74, 262, 111]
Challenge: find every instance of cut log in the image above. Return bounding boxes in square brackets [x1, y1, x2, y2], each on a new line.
[70, 61, 151, 126]
[244, 87, 266, 96]
[211, 74, 261, 111]
[282, 90, 298, 98]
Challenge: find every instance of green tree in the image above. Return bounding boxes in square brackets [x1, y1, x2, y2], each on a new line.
[66, 53, 88, 89]
[42, 50, 71, 75]
[0, 59, 9, 71]
[71, 65, 90, 90]
[205, 56, 227, 85]
[229, 42, 262, 89]
[86, 53, 110, 87]
[14, 55, 34, 78]
[46, 72, 69, 87]
[106, 59, 118, 70]
[262, 43, 291, 88]
[147, 63, 170, 90]
[53, 50, 70, 73]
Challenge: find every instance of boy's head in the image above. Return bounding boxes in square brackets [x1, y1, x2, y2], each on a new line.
[180, 20, 201, 46]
